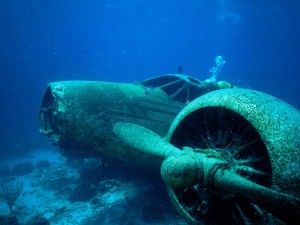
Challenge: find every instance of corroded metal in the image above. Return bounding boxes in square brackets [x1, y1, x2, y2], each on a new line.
[38, 80, 184, 166]
[39, 77, 300, 224]
[166, 88, 300, 224]
[38, 74, 231, 166]
[114, 121, 300, 224]
[168, 88, 300, 198]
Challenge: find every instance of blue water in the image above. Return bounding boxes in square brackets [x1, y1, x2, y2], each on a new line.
[0, 0, 299, 162]
[0, 1, 300, 224]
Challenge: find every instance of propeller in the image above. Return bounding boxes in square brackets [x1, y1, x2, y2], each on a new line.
[113, 122, 182, 161]
[113, 122, 300, 224]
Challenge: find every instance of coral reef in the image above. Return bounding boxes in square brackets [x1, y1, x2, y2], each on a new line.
[41, 163, 76, 190]
[0, 150, 186, 225]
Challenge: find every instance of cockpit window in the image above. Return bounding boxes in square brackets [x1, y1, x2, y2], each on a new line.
[140, 74, 207, 103]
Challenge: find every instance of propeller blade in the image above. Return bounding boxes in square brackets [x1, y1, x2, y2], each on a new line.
[113, 122, 182, 161]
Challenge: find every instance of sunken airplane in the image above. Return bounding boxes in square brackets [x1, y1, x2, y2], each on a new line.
[38, 72, 300, 224]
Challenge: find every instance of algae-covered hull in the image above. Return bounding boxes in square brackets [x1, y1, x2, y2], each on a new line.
[38, 80, 183, 165]
[38, 74, 211, 166]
